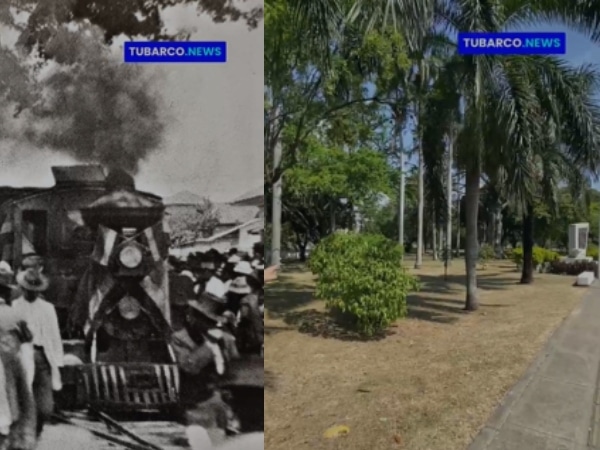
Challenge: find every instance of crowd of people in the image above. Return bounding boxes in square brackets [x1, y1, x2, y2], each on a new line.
[167, 246, 265, 446]
[0, 245, 270, 450]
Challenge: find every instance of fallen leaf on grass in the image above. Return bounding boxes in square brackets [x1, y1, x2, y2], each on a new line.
[323, 425, 350, 439]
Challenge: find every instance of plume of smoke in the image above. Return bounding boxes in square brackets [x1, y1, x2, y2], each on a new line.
[5, 23, 166, 174]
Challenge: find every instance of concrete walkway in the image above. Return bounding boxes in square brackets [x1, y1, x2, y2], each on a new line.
[468, 282, 600, 450]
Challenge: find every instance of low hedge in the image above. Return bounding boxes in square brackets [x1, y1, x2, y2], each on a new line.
[511, 246, 560, 267]
[548, 260, 597, 276]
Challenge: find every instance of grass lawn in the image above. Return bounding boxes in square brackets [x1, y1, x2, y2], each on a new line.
[264, 257, 587, 450]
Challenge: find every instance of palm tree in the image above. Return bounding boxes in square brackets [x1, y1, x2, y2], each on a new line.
[495, 62, 600, 283]
[281, 0, 600, 310]
[422, 61, 462, 262]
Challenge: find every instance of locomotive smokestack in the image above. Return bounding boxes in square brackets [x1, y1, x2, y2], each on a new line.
[105, 169, 135, 192]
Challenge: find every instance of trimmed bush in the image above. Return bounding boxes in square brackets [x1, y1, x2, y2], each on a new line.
[548, 260, 597, 275]
[588, 245, 599, 260]
[512, 247, 524, 266]
[478, 244, 495, 267]
[543, 249, 561, 263]
[308, 233, 419, 336]
[511, 246, 560, 267]
[504, 248, 514, 260]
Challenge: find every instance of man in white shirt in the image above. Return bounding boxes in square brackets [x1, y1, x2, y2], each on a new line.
[12, 268, 64, 439]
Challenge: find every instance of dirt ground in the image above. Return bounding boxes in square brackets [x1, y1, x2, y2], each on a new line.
[264, 258, 586, 450]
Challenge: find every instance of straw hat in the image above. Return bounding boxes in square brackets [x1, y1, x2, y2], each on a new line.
[16, 268, 49, 292]
[234, 262, 261, 285]
[233, 261, 253, 276]
[227, 254, 242, 264]
[228, 276, 251, 295]
[188, 277, 228, 322]
[181, 270, 196, 281]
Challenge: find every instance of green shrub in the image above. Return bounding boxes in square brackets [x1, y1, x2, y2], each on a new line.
[549, 260, 597, 275]
[504, 248, 514, 260]
[478, 244, 495, 268]
[512, 247, 523, 266]
[532, 247, 546, 266]
[511, 246, 559, 267]
[543, 249, 560, 263]
[588, 245, 599, 260]
[308, 232, 419, 336]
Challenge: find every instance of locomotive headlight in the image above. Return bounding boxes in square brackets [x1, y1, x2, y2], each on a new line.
[119, 245, 143, 269]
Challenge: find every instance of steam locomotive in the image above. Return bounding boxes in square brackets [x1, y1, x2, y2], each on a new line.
[0, 165, 178, 411]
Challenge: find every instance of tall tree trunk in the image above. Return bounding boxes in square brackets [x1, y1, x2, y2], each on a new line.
[415, 131, 424, 269]
[464, 165, 481, 311]
[299, 243, 307, 262]
[520, 203, 535, 284]
[455, 189, 461, 257]
[446, 133, 454, 264]
[432, 212, 438, 260]
[482, 222, 488, 245]
[398, 122, 406, 259]
[494, 202, 503, 258]
[353, 207, 361, 233]
[271, 139, 283, 266]
[330, 202, 336, 233]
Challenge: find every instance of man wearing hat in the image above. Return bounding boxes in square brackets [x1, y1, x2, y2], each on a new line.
[11, 268, 64, 439]
[10, 254, 45, 303]
[0, 263, 36, 450]
[227, 261, 263, 354]
[171, 277, 239, 434]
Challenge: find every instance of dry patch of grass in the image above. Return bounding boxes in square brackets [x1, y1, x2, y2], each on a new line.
[264, 259, 586, 450]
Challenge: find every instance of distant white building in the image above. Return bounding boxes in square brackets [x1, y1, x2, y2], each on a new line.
[170, 218, 262, 259]
[166, 187, 263, 259]
[231, 186, 264, 212]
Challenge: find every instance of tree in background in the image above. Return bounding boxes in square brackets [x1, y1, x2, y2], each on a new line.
[168, 198, 221, 246]
[0, 0, 263, 173]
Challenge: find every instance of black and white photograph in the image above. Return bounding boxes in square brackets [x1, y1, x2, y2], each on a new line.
[0, 1, 263, 449]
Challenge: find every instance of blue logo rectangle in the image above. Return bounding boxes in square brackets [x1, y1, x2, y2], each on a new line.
[124, 42, 227, 63]
[458, 32, 566, 55]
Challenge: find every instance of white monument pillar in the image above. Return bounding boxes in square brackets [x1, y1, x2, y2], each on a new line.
[568, 223, 590, 261]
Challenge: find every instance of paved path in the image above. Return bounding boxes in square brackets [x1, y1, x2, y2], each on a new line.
[468, 282, 600, 450]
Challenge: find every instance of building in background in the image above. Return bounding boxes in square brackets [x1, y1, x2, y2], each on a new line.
[231, 186, 264, 243]
[166, 187, 263, 259]
[231, 186, 264, 214]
